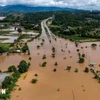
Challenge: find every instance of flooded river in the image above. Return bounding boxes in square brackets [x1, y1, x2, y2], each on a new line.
[0, 19, 100, 100]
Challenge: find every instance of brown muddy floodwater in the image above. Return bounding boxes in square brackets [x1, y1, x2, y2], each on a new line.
[0, 19, 100, 100]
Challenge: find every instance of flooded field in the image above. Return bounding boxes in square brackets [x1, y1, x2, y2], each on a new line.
[0, 36, 18, 43]
[0, 27, 39, 43]
[0, 19, 100, 100]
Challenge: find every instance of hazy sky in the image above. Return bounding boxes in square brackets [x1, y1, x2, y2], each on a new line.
[0, 0, 100, 10]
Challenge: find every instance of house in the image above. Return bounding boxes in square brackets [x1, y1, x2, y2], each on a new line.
[89, 62, 96, 67]
[64, 29, 70, 32]
[16, 50, 21, 53]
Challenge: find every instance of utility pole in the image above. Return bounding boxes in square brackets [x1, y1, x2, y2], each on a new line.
[72, 89, 75, 100]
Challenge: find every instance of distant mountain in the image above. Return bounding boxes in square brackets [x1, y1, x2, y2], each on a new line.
[0, 5, 81, 12]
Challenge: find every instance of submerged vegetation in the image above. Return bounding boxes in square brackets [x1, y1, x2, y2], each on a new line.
[41, 62, 47, 67]
[0, 43, 11, 54]
[31, 79, 38, 84]
[0, 60, 30, 100]
[49, 11, 100, 42]
[0, 10, 100, 100]
[79, 58, 85, 63]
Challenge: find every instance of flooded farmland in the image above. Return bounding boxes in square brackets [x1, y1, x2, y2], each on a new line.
[0, 27, 39, 43]
[0, 19, 100, 100]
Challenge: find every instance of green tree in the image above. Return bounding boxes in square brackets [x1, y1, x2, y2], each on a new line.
[82, 54, 85, 57]
[2, 76, 12, 88]
[91, 43, 97, 47]
[41, 62, 47, 67]
[31, 79, 37, 84]
[8, 65, 16, 72]
[17, 28, 22, 33]
[84, 67, 89, 73]
[22, 45, 28, 53]
[79, 58, 85, 63]
[66, 66, 71, 71]
[54, 62, 58, 66]
[18, 60, 29, 73]
[0, 47, 5, 54]
[53, 68, 57, 72]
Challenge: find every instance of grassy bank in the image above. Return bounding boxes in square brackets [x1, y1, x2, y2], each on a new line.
[0, 43, 11, 52]
[49, 27, 100, 42]
[0, 31, 11, 35]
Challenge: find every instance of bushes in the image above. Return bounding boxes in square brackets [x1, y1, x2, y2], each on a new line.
[53, 68, 57, 72]
[91, 43, 97, 47]
[77, 49, 79, 52]
[52, 47, 56, 53]
[29, 57, 32, 60]
[28, 62, 31, 67]
[0, 47, 5, 54]
[41, 62, 47, 67]
[79, 58, 85, 63]
[66, 66, 71, 71]
[34, 74, 38, 76]
[0, 43, 11, 54]
[51, 53, 55, 58]
[37, 45, 40, 49]
[84, 67, 89, 73]
[75, 68, 78, 72]
[54, 62, 58, 66]
[22, 44, 28, 53]
[19, 87, 21, 91]
[82, 54, 85, 58]
[42, 54, 46, 59]
[31, 79, 37, 84]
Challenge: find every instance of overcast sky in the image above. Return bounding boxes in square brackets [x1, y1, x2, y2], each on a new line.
[0, 0, 100, 10]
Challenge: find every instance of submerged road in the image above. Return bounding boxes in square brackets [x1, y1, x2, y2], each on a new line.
[10, 18, 100, 100]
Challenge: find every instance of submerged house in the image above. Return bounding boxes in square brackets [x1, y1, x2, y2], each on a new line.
[89, 62, 96, 67]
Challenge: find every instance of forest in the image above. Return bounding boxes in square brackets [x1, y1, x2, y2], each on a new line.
[50, 11, 100, 40]
[2, 11, 100, 40]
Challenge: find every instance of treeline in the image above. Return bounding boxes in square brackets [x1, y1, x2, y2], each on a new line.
[52, 11, 100, 28]
[0, 60, 30, 100]
[50, 11, 100, 39]
[3, 12, 54, 30]
[20, 12, 54, 30]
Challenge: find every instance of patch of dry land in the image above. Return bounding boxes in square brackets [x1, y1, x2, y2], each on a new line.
[0, 19, 100, 100]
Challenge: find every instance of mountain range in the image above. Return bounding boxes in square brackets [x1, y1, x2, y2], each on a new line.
[0, 5, 82, 12]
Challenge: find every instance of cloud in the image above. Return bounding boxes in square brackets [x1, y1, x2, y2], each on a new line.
[0, 0, 100, 10]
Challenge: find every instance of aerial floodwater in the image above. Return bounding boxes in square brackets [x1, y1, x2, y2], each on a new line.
[0, 18, 100, 100]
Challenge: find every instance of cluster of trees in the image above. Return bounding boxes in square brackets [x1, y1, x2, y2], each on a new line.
[3, 12, 54, 31]
[50, 11, 100, 39]
[1, 70, 20, 99]
[18, 60, 30, 73]
[22, 43, 29, 53]
[52, 11, 100, 28]
[0, 43, 11, 54]
[79, 57, 85, 63]
[0, 47, 6, 54]
[20, 12, 53, 30]
[0, 60, 30, 100]
[3, 14, 22, 23]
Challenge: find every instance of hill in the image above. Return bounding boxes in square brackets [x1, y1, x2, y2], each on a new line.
[0, 5, 80, 12]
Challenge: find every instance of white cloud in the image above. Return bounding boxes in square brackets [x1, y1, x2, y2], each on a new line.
[0, 0, 100, 10]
